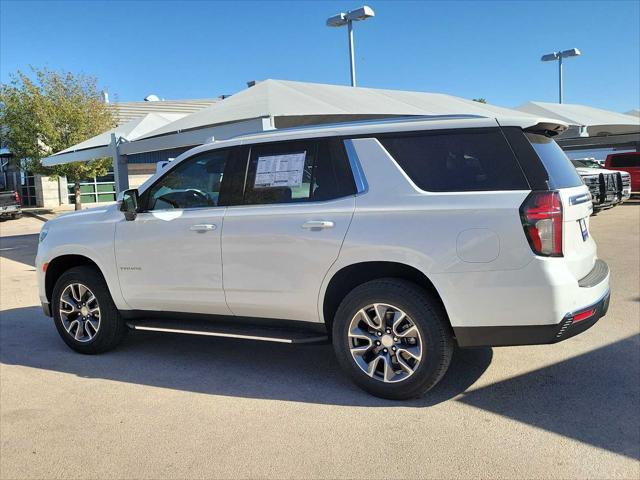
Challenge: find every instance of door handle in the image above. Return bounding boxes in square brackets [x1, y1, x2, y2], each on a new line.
[302, 220, 334, 230]
[190, 224, 217, 232]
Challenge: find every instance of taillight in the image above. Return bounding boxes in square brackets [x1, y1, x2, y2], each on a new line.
[520, 191, 563, 257]
[14, 191, 20, 203]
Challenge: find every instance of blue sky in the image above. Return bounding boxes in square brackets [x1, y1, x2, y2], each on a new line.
[1, 0, 639, 112]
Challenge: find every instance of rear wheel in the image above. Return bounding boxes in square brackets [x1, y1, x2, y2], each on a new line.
[52, 266, 126, 354]
[332, 278, 454, 400]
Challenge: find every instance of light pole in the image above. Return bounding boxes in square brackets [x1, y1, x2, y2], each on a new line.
[326, 6, 375, 87]
[541, 48, 581, 104]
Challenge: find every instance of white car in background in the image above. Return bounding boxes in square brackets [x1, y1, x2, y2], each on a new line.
[571, 158, 631, 210]
[36, 115, 611, 400]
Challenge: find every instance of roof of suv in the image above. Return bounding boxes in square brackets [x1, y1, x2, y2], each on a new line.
[212, 114, 568, 149]
[136, 114, 568, 195]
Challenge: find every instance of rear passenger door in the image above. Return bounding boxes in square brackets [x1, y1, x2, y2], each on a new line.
[222, 138, 356, 322]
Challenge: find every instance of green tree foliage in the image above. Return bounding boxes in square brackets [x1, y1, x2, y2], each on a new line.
[0, 68, 115, 209]
[472, 98, 487, 104]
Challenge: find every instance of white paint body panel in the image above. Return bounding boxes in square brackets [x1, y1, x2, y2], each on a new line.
[36, 205, 129, 310]
[222, 197, 355, 321]
[114, 207, 230, 314]
[36, 114, 608, 334]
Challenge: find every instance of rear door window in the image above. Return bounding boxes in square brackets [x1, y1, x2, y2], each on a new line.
[609, 153, 640, 168]
[242, 138, 356, 205]
[377, 128, 529, 192]
[525, 133, 582, 189]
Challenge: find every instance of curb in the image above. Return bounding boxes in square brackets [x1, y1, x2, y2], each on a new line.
[22, 210, 53, 222]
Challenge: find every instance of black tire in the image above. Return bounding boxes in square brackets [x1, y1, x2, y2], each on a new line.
[332, 278, 454, 400]
[11, 212, 22, 219]
[52, 265, 127, 354]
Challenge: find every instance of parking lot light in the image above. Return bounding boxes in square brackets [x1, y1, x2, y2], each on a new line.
[326, 5, 375, 87]
[541, 48, 582, 103]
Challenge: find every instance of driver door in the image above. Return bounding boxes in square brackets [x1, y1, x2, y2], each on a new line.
[114, 147, 243, 315]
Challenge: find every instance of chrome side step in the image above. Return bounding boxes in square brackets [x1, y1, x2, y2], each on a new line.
[126, 318, 328, 345]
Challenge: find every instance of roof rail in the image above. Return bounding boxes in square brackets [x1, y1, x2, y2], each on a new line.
[229, 114, 488, 141]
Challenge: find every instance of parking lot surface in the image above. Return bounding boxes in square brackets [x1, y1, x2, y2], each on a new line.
[1, 205, 639, 479]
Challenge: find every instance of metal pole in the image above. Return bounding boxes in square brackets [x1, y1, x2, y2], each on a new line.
[110, 133, 129, 193]
[558, 55, 563, 104]
[348, 20, 356, 86]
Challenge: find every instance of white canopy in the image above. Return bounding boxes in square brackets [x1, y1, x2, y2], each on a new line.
[43, 79, 538, 166]
[515, 101, 640, 136]
[42, 112, 186, 166]
[136, 79, 529, 140]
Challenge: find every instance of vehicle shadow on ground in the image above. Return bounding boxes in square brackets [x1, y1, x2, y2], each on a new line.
[459, 334, 640, 460]
[0, 307, 491, 409]
[2, 307, 638, 460]
[0, 233, 38, 267]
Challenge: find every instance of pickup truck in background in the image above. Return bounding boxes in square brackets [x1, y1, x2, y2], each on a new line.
[0, 188, 22, 220]
[570, 159, 630, 211]
[605, 152, 640, 196]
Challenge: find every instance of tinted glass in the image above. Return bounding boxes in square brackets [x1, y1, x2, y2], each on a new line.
[146, 149, 232, 210]
[378, 129, 528, 192]
[243, 139, 356, 205]
[609, 153, 640, 168]
[525, 133, 582, 189]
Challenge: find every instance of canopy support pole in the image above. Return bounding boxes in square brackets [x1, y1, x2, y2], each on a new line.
[110, 133, 129, 193]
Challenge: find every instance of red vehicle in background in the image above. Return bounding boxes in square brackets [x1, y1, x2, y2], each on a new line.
[605, 152, 640, 195]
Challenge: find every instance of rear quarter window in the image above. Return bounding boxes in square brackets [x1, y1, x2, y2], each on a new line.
[378, 128, 529, 192]
[524, 133, 583, 189]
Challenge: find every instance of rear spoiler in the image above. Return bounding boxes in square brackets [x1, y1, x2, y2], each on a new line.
[524, 122, 568, 138]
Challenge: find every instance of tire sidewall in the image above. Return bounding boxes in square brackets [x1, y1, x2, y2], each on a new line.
[332, 279, 452, 400]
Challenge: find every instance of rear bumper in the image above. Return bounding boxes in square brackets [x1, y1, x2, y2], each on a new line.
[454, 259, 610, 348]
[0, 205, 21, 215]
[454, 289, 610, 347]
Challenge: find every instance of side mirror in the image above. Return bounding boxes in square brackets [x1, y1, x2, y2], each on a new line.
[119, 189, 139, 221]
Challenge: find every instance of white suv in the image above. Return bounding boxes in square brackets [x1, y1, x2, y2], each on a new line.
[36, 115, 610, 399]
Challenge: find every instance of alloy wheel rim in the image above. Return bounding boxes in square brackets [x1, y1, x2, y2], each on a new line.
[348, 303, 423, 383]
[59, 283, 101, 343]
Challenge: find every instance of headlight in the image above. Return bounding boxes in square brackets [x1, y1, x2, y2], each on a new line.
[39, 225, 49, 243]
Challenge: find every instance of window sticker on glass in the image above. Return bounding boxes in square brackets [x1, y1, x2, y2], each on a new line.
[255, 152, 306, 188]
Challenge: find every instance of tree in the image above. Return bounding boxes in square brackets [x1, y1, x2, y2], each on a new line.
[472, 98, 487, 104]
[0, 68, 115, 210]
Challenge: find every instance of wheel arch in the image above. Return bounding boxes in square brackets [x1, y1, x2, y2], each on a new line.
[321, 261, 451, 332]
[45, 254, 105, 304]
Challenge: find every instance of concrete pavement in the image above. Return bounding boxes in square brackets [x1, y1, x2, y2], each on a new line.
[0, 205, 638, 479]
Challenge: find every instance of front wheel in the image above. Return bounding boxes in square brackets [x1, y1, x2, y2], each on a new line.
[332, 278, 454, 400]
[52, 266, 126, 354]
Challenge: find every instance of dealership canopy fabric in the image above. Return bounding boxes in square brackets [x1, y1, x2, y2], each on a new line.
[136, 79, 531, 140]
[515, 102, 640, 136]
[44, 80, 546, 165]
[42, 112, 186, 166]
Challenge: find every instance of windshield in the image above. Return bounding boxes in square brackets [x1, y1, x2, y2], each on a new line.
[571, 159, 601, 168]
